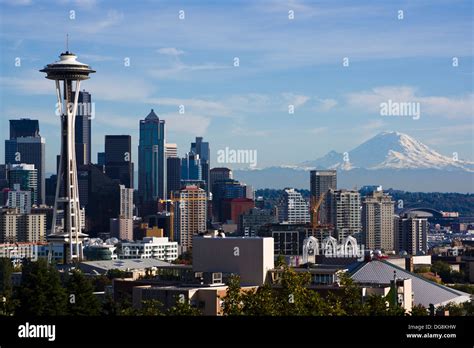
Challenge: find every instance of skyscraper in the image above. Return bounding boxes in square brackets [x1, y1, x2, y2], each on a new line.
[167, 157, 181, 197]
[97, 152, 105, 166]
[394, 214, 428, 255]
[210, 167, 232, 190]
[9, 119, 39, 138]
[211, 178, 246, 222]
[165, 143, 178, 158]
[119, 184, 134, 219]
[362, 189, 395, 251]
[5, 119, 45, 204]
[7, 164, 38, 205]
[110, 184, 134, 241]
[105, 135, 134, 188]
[327, 189, 361, 242]
[191, 137, 210, 191]
[310, 170, 336, 224]
[7, 184, 32, 214]
[74, 90, 92, 165]
[176, 185, 207, 252]
[138, 109, 166, 202]
[276, 188, 310, 224]
[181, 151, 202, 181]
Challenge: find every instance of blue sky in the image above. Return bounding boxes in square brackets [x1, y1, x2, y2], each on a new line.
[0, 0, 472, 173]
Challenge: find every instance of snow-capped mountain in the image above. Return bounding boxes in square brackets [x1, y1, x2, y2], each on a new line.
[300, 131, 473, 172]
[234, 131, 473, 192]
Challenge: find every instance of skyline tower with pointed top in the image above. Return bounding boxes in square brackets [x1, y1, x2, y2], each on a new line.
[40, 50, 95, 263]
[138, 109, 167, 204]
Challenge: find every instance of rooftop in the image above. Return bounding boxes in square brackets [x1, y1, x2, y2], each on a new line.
[350, 260, 471, 307]
[79, 258, 174, 272]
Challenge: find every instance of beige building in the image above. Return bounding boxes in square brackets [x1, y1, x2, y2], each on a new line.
[110, 217, 133, 241]
[362, 190, 395, 251]
[0, 208, 45, 243]
[177, 185, 207, 251]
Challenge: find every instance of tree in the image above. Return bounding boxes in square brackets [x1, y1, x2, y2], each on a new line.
[119, 299, 164, 316]
[222, 274, 243, 315]
[241, 283, 278, 316]
[276, 267, 312, 316]
[431, 261, 452, 283]
[101, 293, 119, 316]
[410, 304, 428, 316]
[275, 255, 287, 268]
[0, 258, 15, 315]
[336, 273, 367, 316]
[16, 259, 68, 315]
[167, 296, 200, 316]
[438, 302, 465, 316]
[365, 295, 390, 316]
[65, 269, 101, 315]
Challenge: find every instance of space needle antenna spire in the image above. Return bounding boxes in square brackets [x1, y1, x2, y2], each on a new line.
[66, 33, 69, 52]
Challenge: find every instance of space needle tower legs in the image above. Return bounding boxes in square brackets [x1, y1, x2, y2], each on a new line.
[41, 49, 95, 264]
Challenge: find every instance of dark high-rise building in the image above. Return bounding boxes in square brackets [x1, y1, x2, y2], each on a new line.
[191, 137, 210, 191]
[138, 109, 166, 203]
[45, 174, 57, 207]
[167, 157, 181, 197]
[212, 178, 246, 222]
[394, 214, 428, 255]
[239, 207, 277, 237]
[105, 135, 134, 188]
[181, 151, 202, 181]
[0, 164, 7, 190]
[210, 167, 232, 191]
[74, 90, 92, 165]
[77, 164, 121, 236]
[310, 170, 337, 224]
[97, 152, 105, 166]
[9, 119, 39, 138]
[5, 119, 45, 204]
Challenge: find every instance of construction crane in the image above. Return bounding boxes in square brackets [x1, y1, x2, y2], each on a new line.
[310, 192, 333, 230]
[158, 192, 207, 242]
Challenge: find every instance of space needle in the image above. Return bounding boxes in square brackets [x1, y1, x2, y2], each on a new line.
[40, 44, 95, 263]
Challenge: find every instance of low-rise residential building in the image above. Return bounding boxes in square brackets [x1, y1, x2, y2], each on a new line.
[119, 237, 178, 262]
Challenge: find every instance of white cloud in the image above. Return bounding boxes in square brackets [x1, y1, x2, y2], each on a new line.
[77, 9, 124, 34]
[157, 47, 185, 56]
[231, 126, 271, 137]
[314, 97, 338, 112]
[147, 97, 230, 117]
[149, 63, 230, 79]
[282, 93, 310, 108]
[165, 113, 211, 135]
[0, 72, 52, 95]
[86, 75, 156, 102]
[306, 127, 328, 135]
[347, 86, 473, 119]
[0, 0, 32, 5]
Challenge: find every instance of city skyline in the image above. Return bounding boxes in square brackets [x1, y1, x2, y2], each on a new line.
[0, 0, 473, 174]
